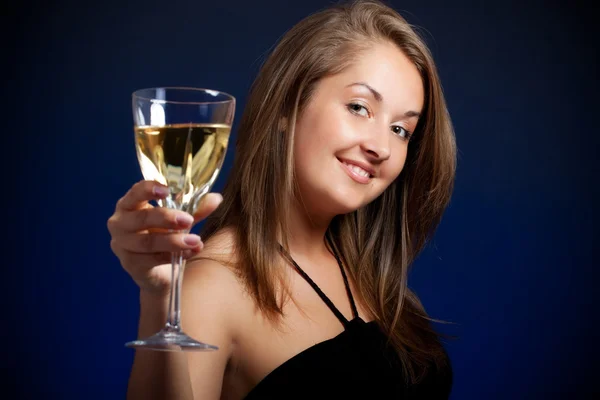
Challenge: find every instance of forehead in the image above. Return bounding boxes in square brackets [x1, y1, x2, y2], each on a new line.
[319, 41, 424, 111]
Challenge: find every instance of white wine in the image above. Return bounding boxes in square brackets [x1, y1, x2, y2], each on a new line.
[135, 123, 230, 210]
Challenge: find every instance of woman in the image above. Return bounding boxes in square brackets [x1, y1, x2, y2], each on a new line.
[108, 0, 457, 398]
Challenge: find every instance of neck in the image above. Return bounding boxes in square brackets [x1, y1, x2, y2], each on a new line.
[284, 197, 333, 259]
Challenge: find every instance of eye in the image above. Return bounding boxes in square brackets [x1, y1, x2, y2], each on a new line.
[347, 103, 370, 117]
[391, 125, 412, 140]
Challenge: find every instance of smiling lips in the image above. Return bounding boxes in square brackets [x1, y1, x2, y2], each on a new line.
[338, 158, 375, 184]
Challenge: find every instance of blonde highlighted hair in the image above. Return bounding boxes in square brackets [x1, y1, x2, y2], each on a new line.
[201, 0, 456, 384]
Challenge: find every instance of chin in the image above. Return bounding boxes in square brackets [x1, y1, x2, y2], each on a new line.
[324, 189, 371, 216]
[297, 178, 379, 218]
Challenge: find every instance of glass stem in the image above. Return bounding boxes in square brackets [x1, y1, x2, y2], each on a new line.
[166, 250, 186, 331]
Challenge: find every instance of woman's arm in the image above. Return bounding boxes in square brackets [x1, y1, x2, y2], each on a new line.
[127, 258, 238, 400]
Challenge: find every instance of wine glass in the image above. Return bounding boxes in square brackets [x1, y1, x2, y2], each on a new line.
[125, 87, 235, 351]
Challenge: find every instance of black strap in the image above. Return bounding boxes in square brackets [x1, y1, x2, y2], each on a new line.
[326, 235, 359, 320]
[278, 237, 358, 327]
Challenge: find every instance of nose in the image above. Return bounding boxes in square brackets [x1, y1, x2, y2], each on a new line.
[360, 126, 391, 161]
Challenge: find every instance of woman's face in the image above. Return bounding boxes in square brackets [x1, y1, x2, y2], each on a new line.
[293, 41, 424, 217]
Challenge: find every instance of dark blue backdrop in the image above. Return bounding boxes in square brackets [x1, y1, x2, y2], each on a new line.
[7, 0, 598, 398]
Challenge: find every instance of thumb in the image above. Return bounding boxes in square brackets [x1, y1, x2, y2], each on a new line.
[192, 193, 223, 224]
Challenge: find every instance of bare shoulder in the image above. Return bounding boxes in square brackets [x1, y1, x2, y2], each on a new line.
[179, 228, 253, 398]
[185, 226, 240, 289]
[183, 227, 251, 338]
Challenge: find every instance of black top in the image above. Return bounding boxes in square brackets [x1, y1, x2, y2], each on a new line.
[243, 241, 453, 399]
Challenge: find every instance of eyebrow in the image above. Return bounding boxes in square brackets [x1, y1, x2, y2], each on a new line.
[346, 82, 421, 118]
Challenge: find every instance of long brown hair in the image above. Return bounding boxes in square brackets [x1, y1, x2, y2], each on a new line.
[200, 0, 457, 384]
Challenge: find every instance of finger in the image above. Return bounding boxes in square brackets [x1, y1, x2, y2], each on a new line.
[116, 231, 203, 253]
[116, 247, 203, 268]
[183, 246, 203, 259]
[114, 247, 172, 267]
[192, 193, 224, 223]
[117, 208, 195, 233]
[116, 180, 169, 211]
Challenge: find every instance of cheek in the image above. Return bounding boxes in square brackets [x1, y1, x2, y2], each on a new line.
[294, 126, 328, 170]
[294, 106, 342, 166]
[382, 145, 408, 181]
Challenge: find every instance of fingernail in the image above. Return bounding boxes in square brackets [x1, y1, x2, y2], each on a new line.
[153, 186, 169, 197]
[176, 213, 194, 225]
[184, 235, 201, 246]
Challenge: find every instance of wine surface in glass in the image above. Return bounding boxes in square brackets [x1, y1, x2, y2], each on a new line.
[135, 123, 230, 210]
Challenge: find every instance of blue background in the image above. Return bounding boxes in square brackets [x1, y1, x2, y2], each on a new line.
[7, 0, 598, 398]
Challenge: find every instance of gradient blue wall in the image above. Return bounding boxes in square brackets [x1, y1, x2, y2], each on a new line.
[7, 0, 598, 398]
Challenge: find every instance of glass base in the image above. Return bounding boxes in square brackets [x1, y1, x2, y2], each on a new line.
[125, 325, 218, 352]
